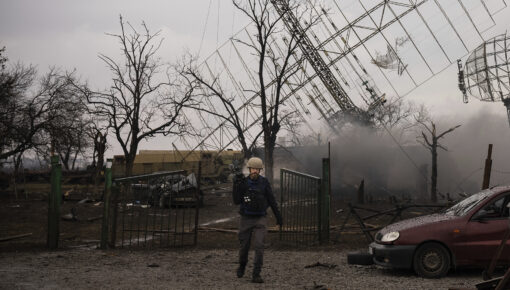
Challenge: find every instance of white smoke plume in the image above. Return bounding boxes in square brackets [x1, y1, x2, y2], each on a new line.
[271, 108, 510, 202]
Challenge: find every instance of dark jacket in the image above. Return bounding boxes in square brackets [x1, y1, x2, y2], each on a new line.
[233, 174, 282, 225]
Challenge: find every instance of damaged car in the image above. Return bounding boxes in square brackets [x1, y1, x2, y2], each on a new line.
[369, 185, 510, 278]
[131, 173, 203, 208]
[157, 173, 204, 208]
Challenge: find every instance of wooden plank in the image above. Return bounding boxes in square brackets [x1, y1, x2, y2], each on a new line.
[0, 233, 32, 242]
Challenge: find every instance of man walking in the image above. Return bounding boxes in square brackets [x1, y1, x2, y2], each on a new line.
[232, 157, 282, 283]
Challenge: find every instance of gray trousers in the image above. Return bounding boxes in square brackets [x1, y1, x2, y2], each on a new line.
[238, 215, 267, 273]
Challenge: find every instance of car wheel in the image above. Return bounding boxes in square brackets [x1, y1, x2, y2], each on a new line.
[413, 242, 450, 278]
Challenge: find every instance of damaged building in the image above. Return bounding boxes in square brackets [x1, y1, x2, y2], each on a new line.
[112, 149, 243, 182]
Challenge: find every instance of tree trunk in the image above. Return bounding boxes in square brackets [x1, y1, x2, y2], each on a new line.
[60, 150, 71, 171]
[264, 146, 274, 185]
[71, 150, 79, 170]
[431, 144, 438, 203]
[93, 132, 107, 195]
[12, 153, 23, 200]
[125, 153, 136, 177]
[242, 149, 252, 160]
[94, 155, 104, 196]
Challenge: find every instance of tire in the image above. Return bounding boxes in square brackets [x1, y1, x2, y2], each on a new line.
[413, 242, 450, 278]
[347, 252, 374, 265]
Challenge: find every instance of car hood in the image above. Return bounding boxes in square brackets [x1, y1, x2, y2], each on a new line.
[379, 213, 457, 235]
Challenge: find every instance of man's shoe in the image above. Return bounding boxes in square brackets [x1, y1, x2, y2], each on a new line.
[251, 275, 264, 283]
[236, 266, 245, 278]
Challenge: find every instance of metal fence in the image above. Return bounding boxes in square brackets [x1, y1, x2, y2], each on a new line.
[279, 168, 323, 245]
[107, 170, 201, 249]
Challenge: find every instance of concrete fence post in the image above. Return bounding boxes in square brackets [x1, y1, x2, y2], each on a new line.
[47, 155, 61, 249]
[100, 159, 113, 249]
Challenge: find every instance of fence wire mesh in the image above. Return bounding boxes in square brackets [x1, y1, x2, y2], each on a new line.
[110, 170, 200, 249]
[279, 169, 322, 245]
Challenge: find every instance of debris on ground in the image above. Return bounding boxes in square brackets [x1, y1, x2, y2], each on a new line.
[86, 215, 103, 222]
[61, 208, 77, 221]
[305, 281, 330, 290]
[77, 198, 93, 204]
[304, 262, 337, 269]
[0, 233, 32, 242]
[198, 226, 237, 234]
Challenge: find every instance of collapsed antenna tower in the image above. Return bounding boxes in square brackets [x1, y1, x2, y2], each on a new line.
[178, 0, 508, 153]
[459, 33, 510, 126]
[270, 0, 374, 126]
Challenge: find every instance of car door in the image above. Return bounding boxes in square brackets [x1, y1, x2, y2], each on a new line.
[453, 193, 510, 265]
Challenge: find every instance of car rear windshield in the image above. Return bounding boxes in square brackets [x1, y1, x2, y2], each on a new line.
[444, 189, 495, 216]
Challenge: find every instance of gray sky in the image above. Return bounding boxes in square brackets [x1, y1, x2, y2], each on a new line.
[0, 0, 246, 155]
[0, 0, 242, 88]
[1, 0, 510, 157]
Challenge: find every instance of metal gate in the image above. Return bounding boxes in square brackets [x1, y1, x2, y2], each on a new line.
[279, 168, 325, 245]
[108, 170, 200, 248]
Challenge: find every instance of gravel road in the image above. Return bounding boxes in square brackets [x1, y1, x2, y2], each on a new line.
[0, 248, 484, 289]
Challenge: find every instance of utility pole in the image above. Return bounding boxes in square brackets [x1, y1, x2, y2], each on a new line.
[482, 144, 493, 190]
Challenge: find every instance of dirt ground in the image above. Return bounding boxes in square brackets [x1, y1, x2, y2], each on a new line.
[0, 183, 491, 289]
[0, 248, 488, 289]
[0, 183, 440, 250]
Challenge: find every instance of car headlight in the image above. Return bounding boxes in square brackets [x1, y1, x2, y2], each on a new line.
[381, 231, 400, 242]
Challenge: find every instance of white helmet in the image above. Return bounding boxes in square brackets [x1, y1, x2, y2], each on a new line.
[246, 157, 263, 169]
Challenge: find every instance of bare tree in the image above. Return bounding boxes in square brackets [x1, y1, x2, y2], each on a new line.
[0, 56, 78, 162]
[177, 54, 262, 159]
[14, 69, 91, 172]
[0, 46, 5, 69]
[373, 97, 417, 130]
[86, 119, 109, 194]
[277, 111, 307, 146]
[0, 48, 38, 161]
[50, 115, 91, 171]
[69, 76, 110, 190]
[80, 16, 193, 176]
[232, 0, 321, 183]
[45, 73, 91, 171]
[416, 117, 461, 203]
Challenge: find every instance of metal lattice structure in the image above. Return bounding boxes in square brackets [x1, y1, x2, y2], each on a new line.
[178, 0, 508, 152]
[271, 0, 368, 126]
[459, 33, 510, 126]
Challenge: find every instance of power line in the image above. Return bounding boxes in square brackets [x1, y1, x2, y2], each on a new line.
[198, 0, 214, 57]
[380, 123, 428, 182]
[216, 0, 221, 49]
[228, 5, 236, 62]
[455, 167, 482, 192]
[493, 169, 510, 175]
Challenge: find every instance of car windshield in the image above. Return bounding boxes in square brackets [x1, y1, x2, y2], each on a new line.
[444, 189, 495, 216]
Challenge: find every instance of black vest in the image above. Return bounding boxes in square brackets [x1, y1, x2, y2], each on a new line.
[240, 177, 268, 216]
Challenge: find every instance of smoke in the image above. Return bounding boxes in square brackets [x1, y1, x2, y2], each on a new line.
[445, 109, 510, 193]
[272, 108, 510, 201]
